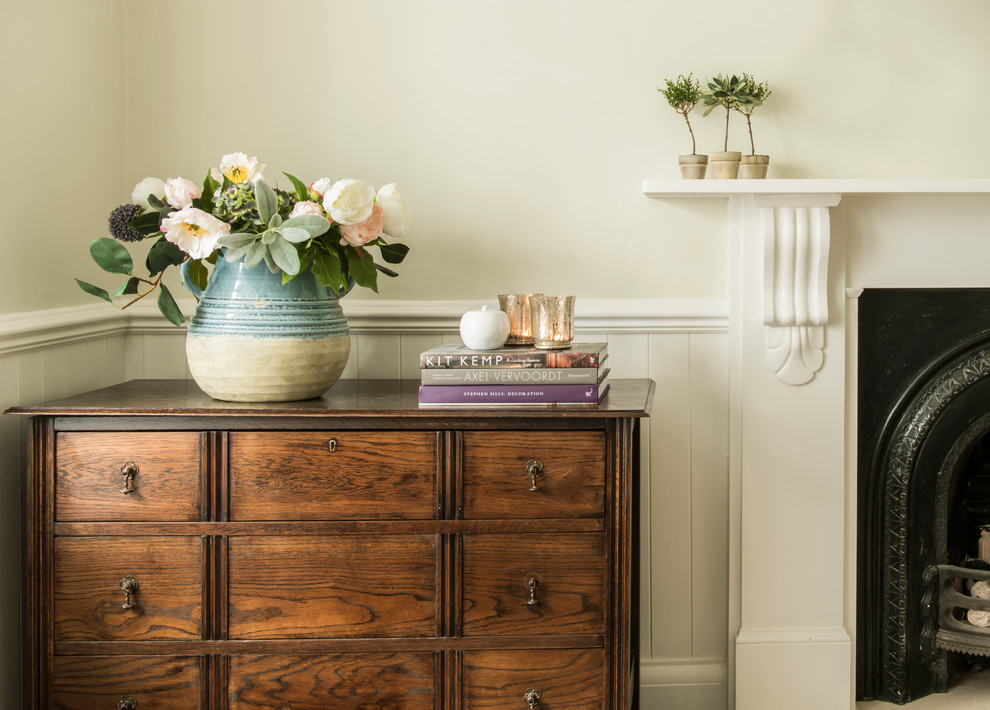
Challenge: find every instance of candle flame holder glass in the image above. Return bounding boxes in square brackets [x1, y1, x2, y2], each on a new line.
[530, 295, 575, 350]
[498, 293, 542, 345]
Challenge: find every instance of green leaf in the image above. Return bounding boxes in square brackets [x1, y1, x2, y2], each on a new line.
[130, 211, 163, 234]
[345, 248, 378, 292]
[111, 277, 141, 296]
[282, 214, 330, 237]
[224, 244, 252, 262]
[147, 194, 167, 210]
[284, 172, 310, 202]
[311, 249, 345, 291]
[279, 227, 311, 244]
[243, 240, 267, 269]
[217, 232, 260, 250]
[255, 179, 278, 224]
[261, 229, 277, 245]
[157, 284, 185, 326]
[375, 263, 399, 277]
[74, 278, 112, 303]
[90, 237, 133, 275]
[269, 213, 283, 229]
[199, 170, 220, 213]
[378, 242, 409, 264]
[186, 259, 209, 292]
[269, 236, 301, 274]
[146, 237, 186, 276]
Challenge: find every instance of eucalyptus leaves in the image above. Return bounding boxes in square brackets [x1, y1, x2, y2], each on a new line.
[76, 153, 411, 325]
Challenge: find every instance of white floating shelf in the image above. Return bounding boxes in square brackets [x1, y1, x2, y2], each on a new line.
[642, 178, 990, 198]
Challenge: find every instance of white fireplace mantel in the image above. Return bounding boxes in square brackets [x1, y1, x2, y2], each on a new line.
[643, 178, 990, 710]
[643, 179, 990, 385]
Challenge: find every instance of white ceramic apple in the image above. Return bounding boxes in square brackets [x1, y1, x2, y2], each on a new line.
[459, 305, 511, 350]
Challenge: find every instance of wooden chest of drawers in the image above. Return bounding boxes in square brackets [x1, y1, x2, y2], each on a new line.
[9, 378, 653, 710]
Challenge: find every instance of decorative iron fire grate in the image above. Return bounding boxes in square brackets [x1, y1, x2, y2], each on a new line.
[935, 564, 990, 657]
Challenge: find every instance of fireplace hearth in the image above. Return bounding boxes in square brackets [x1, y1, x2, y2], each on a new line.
[858, 288, 990, 704]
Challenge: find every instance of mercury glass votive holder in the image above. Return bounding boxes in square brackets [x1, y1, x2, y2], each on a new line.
[498, 293, 542, 345]
[530, 295, 575, 350]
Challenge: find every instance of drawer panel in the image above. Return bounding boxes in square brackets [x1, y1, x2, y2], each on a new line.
[462, 648, 605, 710]
[53, 655, 204, 709]
[461, 533, 605, 636]
[461, 431, 605, 519]
[228, 431, 438, 520]
[56, 432, 203, 521]
[54, 537, 203, 641]
[228, 652, 436, 709]
[228, 535, 439, 639]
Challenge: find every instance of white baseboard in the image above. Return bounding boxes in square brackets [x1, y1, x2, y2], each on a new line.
[0, 298, 728, 355]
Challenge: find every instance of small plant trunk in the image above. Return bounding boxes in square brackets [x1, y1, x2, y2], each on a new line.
[746, 116, 755, 156]
[683, 113, 697, 155]
[723, 107, 730, 151]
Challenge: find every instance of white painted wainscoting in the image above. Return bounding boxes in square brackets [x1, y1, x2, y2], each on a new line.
[0, 297, 730, 709]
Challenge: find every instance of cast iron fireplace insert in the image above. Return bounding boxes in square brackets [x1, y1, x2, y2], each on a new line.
[858, 288, 990, 704]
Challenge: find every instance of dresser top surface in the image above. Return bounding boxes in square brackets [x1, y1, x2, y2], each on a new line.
[6, 378, 654, 419]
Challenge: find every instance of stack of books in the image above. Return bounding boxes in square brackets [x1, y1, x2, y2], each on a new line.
[417, 342, 609, 407]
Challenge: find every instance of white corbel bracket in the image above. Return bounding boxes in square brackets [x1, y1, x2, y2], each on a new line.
[754, 194, 842, 385]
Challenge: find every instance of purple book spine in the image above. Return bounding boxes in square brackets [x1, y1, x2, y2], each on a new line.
[418, 383, 606, 404]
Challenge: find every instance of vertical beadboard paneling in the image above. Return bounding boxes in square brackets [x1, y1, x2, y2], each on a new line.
[105, 335, 128, 386]
[42, 347, 67, 400]
[689, 333, 730, 660]
[353, 333, 402, 379]
[605, 333, 650, 378]
[648, 333, 694, 657]
[141, 333, 188, 379]
[398, 334, 445, 380]
[123, 332, 145, 380]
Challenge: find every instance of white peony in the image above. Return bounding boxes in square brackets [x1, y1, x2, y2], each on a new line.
[213, 152, 265, 184]
[375, 183, 411, 238]
[308, 177, 333, 199]
[160, 207, 230, 259]
[164, 177, 201, 209]
[323, 178, 377, 226]
[131, 177, 165, 209]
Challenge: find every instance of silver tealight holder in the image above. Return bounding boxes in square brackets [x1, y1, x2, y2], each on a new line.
[530, 295, 575, 350]
[498, 293, 542, 345]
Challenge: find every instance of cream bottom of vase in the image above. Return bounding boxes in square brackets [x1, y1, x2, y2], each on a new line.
[186, 333, 351, 402]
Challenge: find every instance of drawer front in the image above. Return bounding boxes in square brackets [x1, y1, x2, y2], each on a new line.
[229, 653, 436, 710]
[462, 648, 605, 710]
[54, 537, 203, 641]
[461, 431, 605, 519]
[56, 432, 203, 522]
[228, 535, 439, 639]
[53, 655, 204, 709]
[461, 533, 605, 636]
[228, 431, 438, 520]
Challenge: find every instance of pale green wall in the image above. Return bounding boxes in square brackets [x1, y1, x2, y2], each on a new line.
[3, 1, 988, 314]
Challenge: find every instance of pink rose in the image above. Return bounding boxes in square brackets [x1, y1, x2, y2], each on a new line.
[338, 204, 384, 247]
[288, 201, 323, 218]
[164, 177, 201, 209]
[308, 177, 333, 199]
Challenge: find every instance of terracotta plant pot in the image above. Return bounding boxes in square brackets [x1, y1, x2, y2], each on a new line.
[678, 154, 708, 179]
[709, 151, 742, 179]
[739, 154, 770, 179]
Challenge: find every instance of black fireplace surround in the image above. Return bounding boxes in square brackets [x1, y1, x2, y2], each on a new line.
[858, 289, 990, 703]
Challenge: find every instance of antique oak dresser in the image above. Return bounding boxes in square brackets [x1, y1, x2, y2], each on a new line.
[8, 378, 653, 709]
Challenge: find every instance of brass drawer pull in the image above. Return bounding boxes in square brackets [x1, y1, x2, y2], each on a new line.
[119, 575, 139, 609]
[526, 576, 540, 606]
[525, 459, 543, 491]
[119, 461, 138, 494]
[118, 697, 137, 710]
[524, 688, 542, 708]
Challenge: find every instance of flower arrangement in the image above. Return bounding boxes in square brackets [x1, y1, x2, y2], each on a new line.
[76, 152, 411, 325]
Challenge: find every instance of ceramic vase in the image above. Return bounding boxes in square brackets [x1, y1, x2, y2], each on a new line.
[709, 151, 742, 179]
[678, 154, 709, 179]
[181, 258, 351, 402]
[739, 154, 770, 179]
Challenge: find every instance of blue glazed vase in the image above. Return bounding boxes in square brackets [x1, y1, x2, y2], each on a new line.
[181, 258, 351, 402]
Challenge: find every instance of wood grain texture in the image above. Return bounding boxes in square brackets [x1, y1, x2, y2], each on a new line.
[228, 652, 436, 710]
[228, 431, 438, 520]
[54, 536, 203, 641]
[227, 535, 439, 639]
[55, 431, 203, 521]
[461, 432, 606, 519]
[462, 648, 606, 710]
[52, 655, 203, 709]
[461, 533, 605, 636]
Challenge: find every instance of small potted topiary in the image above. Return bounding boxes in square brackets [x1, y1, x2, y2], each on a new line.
[701, 74, 747, 179]
[735, 74, 772, 179]
[658, 74, 707, 179]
